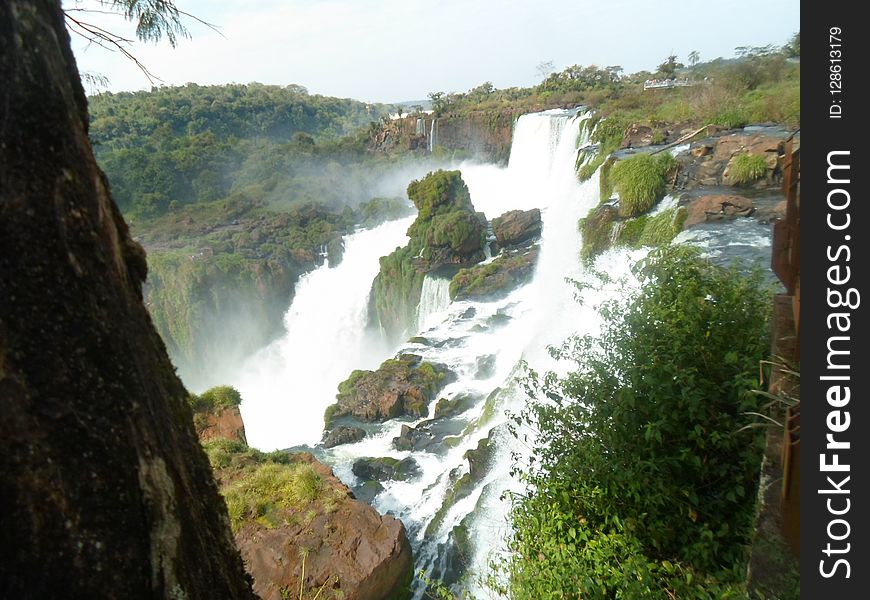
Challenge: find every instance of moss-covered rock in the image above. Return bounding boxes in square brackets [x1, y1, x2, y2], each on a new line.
[616, 207, 688, 248]
[434, 393, 479, 419]
[449, 246, 539, 301]
[579, 204, 618, 263]
[370, 170, 486, 341]
[325, 355, 447, 424]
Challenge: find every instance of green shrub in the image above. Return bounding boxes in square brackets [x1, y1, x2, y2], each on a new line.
[729, 153, 768, 184]
[406, 169, 474, 220]
[508, 247, 772, 597]
[609, 153, 675, 217]
[189, 385, 243, 413]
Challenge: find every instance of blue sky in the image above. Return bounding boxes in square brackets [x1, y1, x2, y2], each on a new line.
[66, 0, 800, 102]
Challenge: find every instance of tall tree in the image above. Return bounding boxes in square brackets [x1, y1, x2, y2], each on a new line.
[657, 54, 684, 78]
[688, 50, 700, 68]
[0, 1, 255, 597]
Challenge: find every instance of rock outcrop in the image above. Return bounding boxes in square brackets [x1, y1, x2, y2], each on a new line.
[684, 195, 755, 227]
[225, 453, 413, 600]
[197, 404, 414, 600]
[370, 170, 486, 341]
[196, 406, 248, 445]
[449, 246, 539, 301]
[325, 355, 447, 424]
[491, 208, 542, 248]
[323, 425, 367, 448]
[678, 131, 785, 189]
[0, 3, 255, 597]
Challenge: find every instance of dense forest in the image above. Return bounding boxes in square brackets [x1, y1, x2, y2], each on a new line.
[89, 83, 402, 218]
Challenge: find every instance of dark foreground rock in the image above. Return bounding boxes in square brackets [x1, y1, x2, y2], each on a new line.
[0, 3, 255, 596]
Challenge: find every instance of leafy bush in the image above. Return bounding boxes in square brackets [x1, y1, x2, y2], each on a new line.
[508, 247, 772, 598]
[729, 153, 768, 184]
[189, 385, 243, 413]
[406, 169, 474, 220]
[609, 153, 676, 217]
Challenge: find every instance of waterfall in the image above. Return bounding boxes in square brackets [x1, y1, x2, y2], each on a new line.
[428, 118, 438, 152]
[325, 109, 641, 599]
[416, 274, 452, 332]
[232, 216, 414, 450]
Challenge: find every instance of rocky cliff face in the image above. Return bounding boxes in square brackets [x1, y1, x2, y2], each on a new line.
[371, 110, 517, 163]
[0, 3, 255, 597]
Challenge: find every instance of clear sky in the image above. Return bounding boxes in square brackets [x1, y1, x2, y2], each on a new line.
[66, 0, 800, 103]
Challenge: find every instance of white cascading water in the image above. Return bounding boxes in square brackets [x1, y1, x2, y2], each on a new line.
[233, 216, 414, 450]
[416, 275, 452, 332]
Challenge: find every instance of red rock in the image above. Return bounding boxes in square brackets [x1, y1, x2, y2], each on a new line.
[685, 195, 755, 227]
[196, 406, 248, 444]
[235, 454, 413, 600]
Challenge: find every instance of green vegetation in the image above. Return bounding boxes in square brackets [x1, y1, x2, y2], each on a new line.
[188, 385, 242, 413]
[224, 462, 325, 532]
[356, 196, 415, 227]
[88, 84, 442, 387]
[89, 83, 395, 219]
[729, 153, 768, 184]
[201, 438, 344, 533]
[427, 42, 799, 130]
[578, 208, 616, 264]
[619, 207, 688, 248]
[142, 202, 349, 387]
[608, 153, 676, 217]
[580, 205, 688, 264]
[202, 437, 290, 470]
[507, 247, 772, 598]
